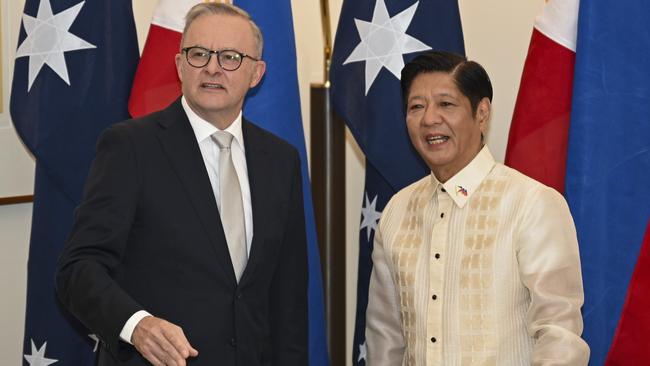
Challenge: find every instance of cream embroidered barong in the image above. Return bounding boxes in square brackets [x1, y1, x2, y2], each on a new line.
[365, 147, 589, 366]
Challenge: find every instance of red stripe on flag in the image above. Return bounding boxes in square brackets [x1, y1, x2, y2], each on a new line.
[128, 24, 182, 118]
[606, 219, 650, 365]
[505, 28, 575, 193]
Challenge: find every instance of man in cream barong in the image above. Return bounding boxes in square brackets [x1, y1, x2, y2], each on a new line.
[365, 51, 590, 365]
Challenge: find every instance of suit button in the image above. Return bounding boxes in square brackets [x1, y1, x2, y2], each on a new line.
[236, 293, 243, 300]
[230, 338, 237, 347]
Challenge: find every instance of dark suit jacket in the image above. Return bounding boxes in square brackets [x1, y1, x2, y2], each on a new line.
[56, 99, 308, 366]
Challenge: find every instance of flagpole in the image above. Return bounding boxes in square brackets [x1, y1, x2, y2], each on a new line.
[320, 0, 332, 84]
[311, 0, 346, 364]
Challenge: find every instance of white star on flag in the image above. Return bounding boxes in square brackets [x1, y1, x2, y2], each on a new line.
[358, 340, 367, 363]
[88, 334, 100, 352]
[15, 0, 96, 91]
[24, 339, 58, 366]
[343, 0, 431, 94]
[360, 192, 382, 241]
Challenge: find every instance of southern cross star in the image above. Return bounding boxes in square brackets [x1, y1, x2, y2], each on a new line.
[343, 0, 431, 94]
[15, 0, 96, 91]
[358, 340, 367, 363]
[360, 192, 382, 241]
[24, 339, 58, 366]
[88, 334, 100, 352]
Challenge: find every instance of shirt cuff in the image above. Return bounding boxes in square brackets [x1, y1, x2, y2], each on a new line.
[119, 310, 152, 344]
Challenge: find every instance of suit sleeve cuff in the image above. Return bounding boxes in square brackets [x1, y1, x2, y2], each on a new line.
[119, 310, 152, 345]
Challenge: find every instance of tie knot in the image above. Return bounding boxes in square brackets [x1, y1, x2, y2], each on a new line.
[212, 131, 234, 150]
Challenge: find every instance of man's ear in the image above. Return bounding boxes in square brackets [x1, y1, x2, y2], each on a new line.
[175, 53, 184, 82]
[249, 60, 266, 88]
[477, 97, 491, 132]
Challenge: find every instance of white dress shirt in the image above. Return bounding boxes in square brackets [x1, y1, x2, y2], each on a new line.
[182, 96, 253, 251]
[119, 96, 253, 344]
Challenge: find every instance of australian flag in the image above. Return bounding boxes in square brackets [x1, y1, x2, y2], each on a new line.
[10, 0, 139, 364]
[329, 0, 464, 364]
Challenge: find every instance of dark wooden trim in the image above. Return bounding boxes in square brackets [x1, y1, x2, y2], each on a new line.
[310, 83, 346, 366]
[0, 195, 34, 205]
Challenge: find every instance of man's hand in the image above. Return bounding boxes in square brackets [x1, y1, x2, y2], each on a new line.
[131, 316, 198, 366]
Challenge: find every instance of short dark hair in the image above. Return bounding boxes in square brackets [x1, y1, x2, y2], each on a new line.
[400, 51, 493, 115]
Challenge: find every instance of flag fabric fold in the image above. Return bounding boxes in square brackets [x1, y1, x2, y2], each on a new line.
[606, 221, 650, 364]
[506, 0, 650, 364]
[128, 2, 328, 365]
[329, 0, 464, 364]
[504, 0, 578, 193]
[128, 1, 187, 117]
[10, 0, 139, 364]
[566, 1, 650, 363]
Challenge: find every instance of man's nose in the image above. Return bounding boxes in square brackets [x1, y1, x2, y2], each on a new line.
[422, 105, 442, 126]
[203, 54, 223, 74]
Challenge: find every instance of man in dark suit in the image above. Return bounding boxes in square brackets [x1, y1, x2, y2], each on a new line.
[56, 3, 307, 366]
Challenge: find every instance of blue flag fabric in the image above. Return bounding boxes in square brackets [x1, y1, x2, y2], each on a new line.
[349, 162, 395, 365]
[236, 1, 329, 365]
[10, 0, 139, 364]
[565, 0, 650, 364]
[329, 0, 464, 363]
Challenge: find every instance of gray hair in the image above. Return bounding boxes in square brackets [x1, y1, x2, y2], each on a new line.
[182, 2, 264, 57]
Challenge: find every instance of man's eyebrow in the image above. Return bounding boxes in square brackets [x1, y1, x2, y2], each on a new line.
[436, 92, 455, 98]
[408, 92, 456, 101]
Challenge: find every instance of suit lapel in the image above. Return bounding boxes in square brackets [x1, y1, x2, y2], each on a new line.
[155, 100, 237, 286]
[239, 120, 273, 285]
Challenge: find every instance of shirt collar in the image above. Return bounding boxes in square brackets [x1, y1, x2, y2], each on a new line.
[181, 96, 245, 151]
[431, 146, 496, 208]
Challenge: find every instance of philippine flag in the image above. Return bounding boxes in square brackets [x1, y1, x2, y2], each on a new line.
[504, 0, 578, 193]
[506, 0, 650, 364]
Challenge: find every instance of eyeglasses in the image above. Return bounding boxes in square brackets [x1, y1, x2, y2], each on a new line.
[182, 46, 259, 71]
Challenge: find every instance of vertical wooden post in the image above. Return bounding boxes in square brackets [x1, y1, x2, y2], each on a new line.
[311, 83, 346, 366]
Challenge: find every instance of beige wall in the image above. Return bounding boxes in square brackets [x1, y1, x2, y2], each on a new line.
[0, 202, 31, 366]
[0, 1, 543, 365]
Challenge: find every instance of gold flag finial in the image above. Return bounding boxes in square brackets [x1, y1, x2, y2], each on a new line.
[320, 0, 332, 86]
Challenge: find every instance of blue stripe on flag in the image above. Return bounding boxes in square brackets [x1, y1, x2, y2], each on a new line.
[565, 1, 650, 363]
[236, 1, 329, 364]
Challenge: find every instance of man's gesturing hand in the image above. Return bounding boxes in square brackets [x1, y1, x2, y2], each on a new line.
[132, 316, 198, 366]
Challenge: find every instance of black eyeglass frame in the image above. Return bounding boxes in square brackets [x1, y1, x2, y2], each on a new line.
[181, 46, 260, 71]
